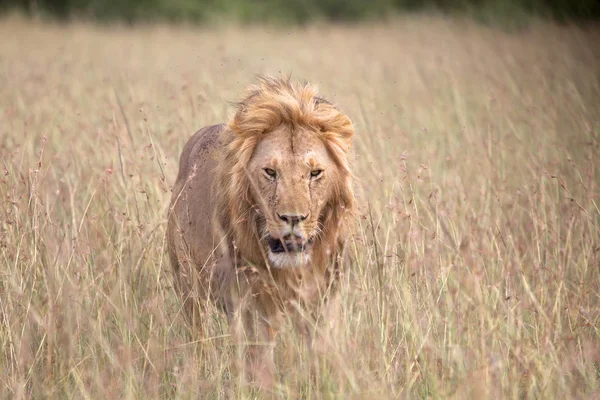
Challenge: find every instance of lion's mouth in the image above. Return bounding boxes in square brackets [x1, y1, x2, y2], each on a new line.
[268, 235, 313, 254]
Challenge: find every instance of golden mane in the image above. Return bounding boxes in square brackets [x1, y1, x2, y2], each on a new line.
[167, 76, 358, 386]
[215, 75, 356, 270]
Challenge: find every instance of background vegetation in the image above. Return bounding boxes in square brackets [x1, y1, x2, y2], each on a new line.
[1, 12, 599, 399]
[2, 0, 600, 24]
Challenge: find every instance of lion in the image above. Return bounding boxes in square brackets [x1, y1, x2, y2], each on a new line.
[166, 75, 356, 387]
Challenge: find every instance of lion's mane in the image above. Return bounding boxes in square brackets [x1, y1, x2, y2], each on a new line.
[214, 76, 356, 274]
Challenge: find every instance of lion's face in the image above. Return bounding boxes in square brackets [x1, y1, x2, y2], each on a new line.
[247, 124, 336, 268]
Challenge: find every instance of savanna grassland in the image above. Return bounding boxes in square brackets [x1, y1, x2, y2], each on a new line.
[1, 14, 599, 399]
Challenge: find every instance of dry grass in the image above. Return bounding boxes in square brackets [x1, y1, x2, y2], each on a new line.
[1, 14, 599, 399]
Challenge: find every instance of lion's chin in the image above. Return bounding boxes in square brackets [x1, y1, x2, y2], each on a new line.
[268, 251, 311, 269]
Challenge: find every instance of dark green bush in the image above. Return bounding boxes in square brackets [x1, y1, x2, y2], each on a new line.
[3, 0, 599, 23]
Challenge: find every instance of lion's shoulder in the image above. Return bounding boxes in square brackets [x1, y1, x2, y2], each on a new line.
[175, 123, 225, 183]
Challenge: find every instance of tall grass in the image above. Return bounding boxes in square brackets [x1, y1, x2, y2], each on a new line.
[1, 15, 599, 398]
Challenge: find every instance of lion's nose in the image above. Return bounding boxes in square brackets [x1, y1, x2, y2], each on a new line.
[278, 213, 308, 227]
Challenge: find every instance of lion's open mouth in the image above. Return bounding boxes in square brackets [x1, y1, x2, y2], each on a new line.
[268, 235, 313, 253]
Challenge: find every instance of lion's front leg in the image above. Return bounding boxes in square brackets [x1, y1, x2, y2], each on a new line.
[226, 276, 281, 390]
[291, 283, 344, 387]
[240, 309, 278, 389]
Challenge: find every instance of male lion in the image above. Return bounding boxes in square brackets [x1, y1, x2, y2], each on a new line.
[167, 76, 356, 387]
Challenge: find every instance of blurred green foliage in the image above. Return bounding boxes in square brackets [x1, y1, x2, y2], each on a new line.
[2, 0, 600, 23]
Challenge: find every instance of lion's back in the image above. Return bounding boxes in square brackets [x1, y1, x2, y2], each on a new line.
[167, 124, 225, 289]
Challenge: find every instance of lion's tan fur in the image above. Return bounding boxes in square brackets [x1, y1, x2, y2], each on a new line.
[167, 75, 356, 386]
[215, 76, 356, 275]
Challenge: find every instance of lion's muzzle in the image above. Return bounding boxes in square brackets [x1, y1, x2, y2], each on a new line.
[268, 235, 313, 254]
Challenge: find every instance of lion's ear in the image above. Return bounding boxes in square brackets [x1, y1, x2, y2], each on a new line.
[314, 97, 332, 106]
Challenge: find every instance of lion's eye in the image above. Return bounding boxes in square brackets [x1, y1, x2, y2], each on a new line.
[310, 169, 323, 178]
[264, 168, 277, 178]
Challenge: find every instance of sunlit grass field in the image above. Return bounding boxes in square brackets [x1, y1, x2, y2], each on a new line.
[1, 15, 599, 399]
